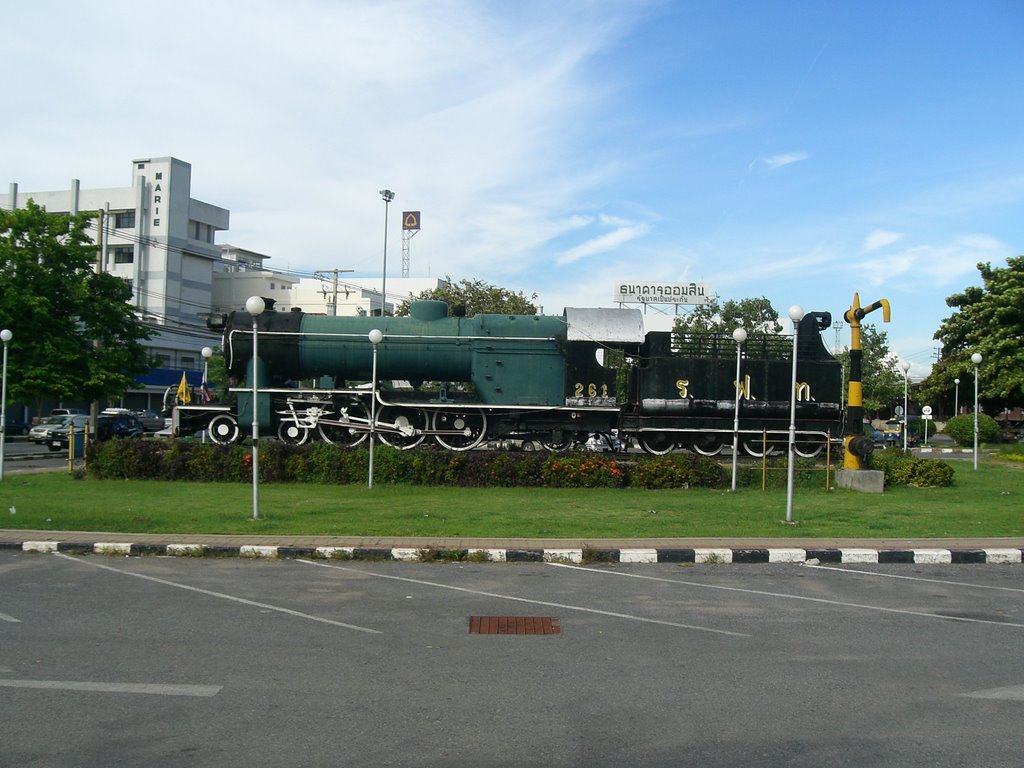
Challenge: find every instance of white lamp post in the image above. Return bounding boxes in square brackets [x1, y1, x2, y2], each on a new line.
[972, 352, 982, 471]
[0, 329, 11, 481]
[953, 377, 960, 416]
[367, 329, 383, 488]
[731, 326, 747, 492]
[201, 346, 213, 390]
[900, 360, 911, 451]
[379, 189, 394, 317]
[246, 296, 265, 519]
[785, 306, 804, 524]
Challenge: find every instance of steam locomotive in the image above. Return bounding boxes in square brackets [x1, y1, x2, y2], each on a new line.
[174, 299, 843, 456]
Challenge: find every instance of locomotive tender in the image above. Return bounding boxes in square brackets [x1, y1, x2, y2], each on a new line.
[177, 299, 843, 456]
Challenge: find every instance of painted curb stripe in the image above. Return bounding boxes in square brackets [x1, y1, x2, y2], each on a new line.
[3, 541, 1021, 565]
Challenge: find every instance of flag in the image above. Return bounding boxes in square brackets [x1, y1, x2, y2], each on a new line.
[176, 371, 192, 404]
[200, 381, 212, 403]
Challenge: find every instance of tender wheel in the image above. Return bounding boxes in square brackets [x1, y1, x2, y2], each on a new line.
[541, 438, 572, 452]
[692, 439, 724, 456]
[639, 433, 676, 455]
[207, 414, 240, 444]
[318, 399, 369, 448]
[277, 421, 310, 445]
[377, 406, 428, 450]
[794, 442, 824, 458]
[743, 439, 778, 457]
[433, 410, 487, 451]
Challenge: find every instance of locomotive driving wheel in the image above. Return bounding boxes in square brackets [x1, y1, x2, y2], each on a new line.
[691, 434, 724, 456]
[794, 441, 824, 458]
[377, 406, 428, 450]
[742, 438, 778, 457]
[318, 398, 369, 448]
[433, 410, 487, 451]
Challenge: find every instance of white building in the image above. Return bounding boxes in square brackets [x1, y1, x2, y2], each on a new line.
[2, 157, 229, 410]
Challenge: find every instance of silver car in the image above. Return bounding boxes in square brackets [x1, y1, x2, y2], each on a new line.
[28, 414, 88, 444]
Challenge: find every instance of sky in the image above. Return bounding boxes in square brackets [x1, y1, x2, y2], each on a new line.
[3, 0, 1022, 380]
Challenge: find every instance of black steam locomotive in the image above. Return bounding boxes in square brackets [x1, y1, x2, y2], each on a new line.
[175, 300, 843, 456]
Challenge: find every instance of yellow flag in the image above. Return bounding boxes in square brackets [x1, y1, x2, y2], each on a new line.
[176, 371, 192, 404]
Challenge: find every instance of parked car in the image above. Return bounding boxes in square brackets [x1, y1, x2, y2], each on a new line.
[30, 414, 88, 444]
[49, 413, 144, 451]
[4, 413, 29, 436]
[50, 408, 85, 417]
[135, 410, 168, 431]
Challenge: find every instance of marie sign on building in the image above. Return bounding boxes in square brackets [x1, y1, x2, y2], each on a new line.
[614, 282, 711, 306]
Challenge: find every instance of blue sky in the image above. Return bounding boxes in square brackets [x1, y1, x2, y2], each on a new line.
[3, 1, 1022, 379]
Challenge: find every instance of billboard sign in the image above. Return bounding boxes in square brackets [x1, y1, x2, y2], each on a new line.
[613, 281, 712, 305]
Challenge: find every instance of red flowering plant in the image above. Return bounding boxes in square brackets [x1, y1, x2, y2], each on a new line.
[541, 454, 625, 488]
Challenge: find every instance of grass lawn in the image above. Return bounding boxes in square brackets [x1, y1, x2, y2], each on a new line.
[0, 457, 1020, 539]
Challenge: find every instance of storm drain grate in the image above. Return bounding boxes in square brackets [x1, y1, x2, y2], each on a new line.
[469, 616, 561, 635]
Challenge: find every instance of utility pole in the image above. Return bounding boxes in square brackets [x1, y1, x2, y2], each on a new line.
[315, 269, 353, 316]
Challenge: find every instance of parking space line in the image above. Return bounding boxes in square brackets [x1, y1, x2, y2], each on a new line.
[805, 564, 1024, 593]
[547, 563, 1024, 629]
[54, 553, 381, 634]
[297, 559, 750, 637]
[0, 679, 222, 697]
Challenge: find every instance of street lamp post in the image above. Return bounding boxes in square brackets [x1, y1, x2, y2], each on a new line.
[379, 189, 394, 317]
[246, 296, 265, 519]
[900, 360, 911, 451]
[367, 329, 383, 488]
[954, 378, 960, 416]
[972, 352, 982, 471]
[201, 346, 213, 390]
[0, 329, 11, 481]
[731, 326, 747, 492]
[785, 306, 804, 524]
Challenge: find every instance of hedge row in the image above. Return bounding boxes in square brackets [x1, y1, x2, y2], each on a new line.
[83, 439, 954, 489]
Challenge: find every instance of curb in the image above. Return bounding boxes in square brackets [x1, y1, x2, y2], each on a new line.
[3, 540, 1022, 565]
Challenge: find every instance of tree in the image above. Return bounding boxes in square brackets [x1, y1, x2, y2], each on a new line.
[395, 276, 539, 317]
[672, 295, 783, 340]
[834, 323, 904, 417]
[0, 200, 153, 406]
[920, 257, 1024, 412]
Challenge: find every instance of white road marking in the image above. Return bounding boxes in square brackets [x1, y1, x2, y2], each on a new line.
[961, 684, 1024, 701]
[297, 559, 750, 637]
[0, 611, 21, 623]
[547, 563, 1024, 629]
[0, 679, 221, 697]
[805, 563, 1024, 593]
[54, 553, 381, 634]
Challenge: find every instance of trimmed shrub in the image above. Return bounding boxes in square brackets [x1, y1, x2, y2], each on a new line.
[944, 413, 1000, 446]
[541, 454, 626, 488]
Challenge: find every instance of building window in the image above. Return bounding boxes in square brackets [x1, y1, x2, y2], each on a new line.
[115, 211, 136, 229]
[181, 356, 196, 367]
[155, 353, 171, 368]
[112, 246, 134, 264]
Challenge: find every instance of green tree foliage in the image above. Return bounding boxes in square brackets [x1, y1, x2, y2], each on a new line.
[672, 295, 783, 340]
[395, 275, 538, 317]
[0, 200, 153, 405]
[921, 257, 1024, 411]
[834, 323, 904, 417]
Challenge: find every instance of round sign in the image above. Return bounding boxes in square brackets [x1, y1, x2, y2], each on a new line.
[922, 405, 933, 416]
[894, 405, 904, 417]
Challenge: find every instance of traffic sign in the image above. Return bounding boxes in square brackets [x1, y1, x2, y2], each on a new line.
[922, 405, 933, 416]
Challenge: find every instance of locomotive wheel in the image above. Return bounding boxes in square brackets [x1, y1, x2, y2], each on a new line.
[277, 420, 310, 445]
[433, 410, 487, 451]
[378, 406, 428, 450]
[541, 438, 572, 452]
[639, 434, 676, 455]
[691, 434, 724, 456]
[318, 399, 369, 448]
[794, 442, 824, 458]
[742, 439, 778, 457]
[207, 414, 240, 444]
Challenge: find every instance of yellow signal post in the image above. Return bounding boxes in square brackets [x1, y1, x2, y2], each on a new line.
[842, 292, 890, 469]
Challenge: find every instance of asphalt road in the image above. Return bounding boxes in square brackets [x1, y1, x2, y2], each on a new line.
[1, 553, 1022, 767]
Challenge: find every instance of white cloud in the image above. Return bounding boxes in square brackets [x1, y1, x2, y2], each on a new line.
[861, 229, 905, 252]
[861, 235, 1006, 287]
[556, 222, 651, 265]
[752, 152, 809, 170]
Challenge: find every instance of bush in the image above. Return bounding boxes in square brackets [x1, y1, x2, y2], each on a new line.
[944, 413, 1000, 446]
[541, 454, 625, 488]
[869, 446, 954, 487]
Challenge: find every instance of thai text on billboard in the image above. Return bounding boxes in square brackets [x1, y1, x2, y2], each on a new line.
[614, 282, 711, 305]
